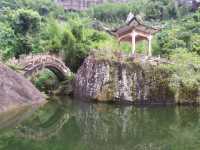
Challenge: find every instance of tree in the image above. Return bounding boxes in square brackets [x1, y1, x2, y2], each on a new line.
[12, 9, 41, 35]
[145, 1, 165, 20]
[0, 23, 17, 60]
[11, 9, 41, 57]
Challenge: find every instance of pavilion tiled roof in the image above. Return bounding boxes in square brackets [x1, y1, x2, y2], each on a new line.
[111, 16, 160, 37]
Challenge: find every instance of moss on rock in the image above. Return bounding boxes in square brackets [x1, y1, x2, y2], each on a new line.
[74, 55, 200, 105]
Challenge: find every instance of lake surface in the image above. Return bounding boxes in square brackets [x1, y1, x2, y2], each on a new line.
[0, 97, 200, 150]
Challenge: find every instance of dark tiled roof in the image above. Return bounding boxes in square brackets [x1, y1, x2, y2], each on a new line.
[111, 17, 160, 37]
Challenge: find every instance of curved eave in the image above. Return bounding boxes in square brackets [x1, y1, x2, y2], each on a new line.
[110, 18, 161, 37]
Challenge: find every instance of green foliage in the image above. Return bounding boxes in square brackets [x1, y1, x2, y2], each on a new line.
[88, 2, 139, 24]
[0, 0, 63, 17]
[61, 29, 76, 54]
[71, 23, 84, 41]
[1, 8, 43, 58]
[0, 0, 199, 75]
[87, 0, 192, 24]
[155, 10, 200, 56]
[0, 6, 45, 58]
[41, 18, 64, 54]
[55, 16, 118, 72]
[191, 34, 200, 55]
[145, 0, 165, 20]
[61, 27, 88, 72]
[32, 69, 59, 93]
[0, 23, 16, 60]
[0, 0, 65, 47]
[12, 9, 41, 35]
[156, 29, 186, 56]
[88, 31, 107, 42]
[161, 49, 200, 90]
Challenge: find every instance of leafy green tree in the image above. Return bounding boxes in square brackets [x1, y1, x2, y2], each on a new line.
[177, 32, 192, 49]
[41, 18, 63, 54]
[156, 29, 186, 56]
[145, 1, 165, 20]
[71, 24, 84, 41]
[12, 9, 41, 35]
[88, 2, 139, 23]
[11, 9, 41, 57]
[61, 30, 72, 69]
[0, 23, 17, 60]
[193, 10, 200, 22]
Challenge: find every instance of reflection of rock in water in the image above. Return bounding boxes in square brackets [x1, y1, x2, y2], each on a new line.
[75, 104, 141, 148]
[9, 99, 200, 150]
[0, 105, 40, 130]
[70, 101, 178, 150]
[16, 103, 70, 141]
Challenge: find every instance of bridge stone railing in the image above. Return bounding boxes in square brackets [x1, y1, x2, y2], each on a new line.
[9, 53, 72, 80]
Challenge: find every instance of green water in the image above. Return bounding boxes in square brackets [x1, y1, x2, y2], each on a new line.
[1, 97, 200, 150]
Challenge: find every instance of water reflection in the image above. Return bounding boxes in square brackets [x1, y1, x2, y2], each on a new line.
[0, 98, 200, 150]
[16, 102, 70, 141]
[0, 105, 40, 130]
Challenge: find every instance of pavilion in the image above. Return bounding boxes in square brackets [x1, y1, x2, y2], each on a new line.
[111, 13, 160, 57]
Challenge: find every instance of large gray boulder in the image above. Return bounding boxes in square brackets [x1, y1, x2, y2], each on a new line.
[74, 56, 200, 105]
[0, 63, 45, 113]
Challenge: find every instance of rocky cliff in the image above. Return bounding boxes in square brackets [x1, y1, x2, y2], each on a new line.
[74, 56, 200, 105]
[0, 63, 45, 113]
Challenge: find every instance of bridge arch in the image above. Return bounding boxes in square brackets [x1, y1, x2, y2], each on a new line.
[18, 54, 71, 81]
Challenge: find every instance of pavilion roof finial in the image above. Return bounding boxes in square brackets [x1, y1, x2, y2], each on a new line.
[126, 12, 135, 24]
[125, 13, 145, 26]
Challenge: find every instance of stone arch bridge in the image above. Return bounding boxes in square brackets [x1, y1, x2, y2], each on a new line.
[11, 54, 71, 80]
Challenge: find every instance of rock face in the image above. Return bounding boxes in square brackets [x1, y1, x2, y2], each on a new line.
[74, 56, 200, 105]
[0, 63, 45, 112]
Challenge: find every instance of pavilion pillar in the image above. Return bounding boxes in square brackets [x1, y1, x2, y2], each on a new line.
[118, 38, 121, 46]
[148, 35, 152, 57]
[132, 30, 136, 55]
